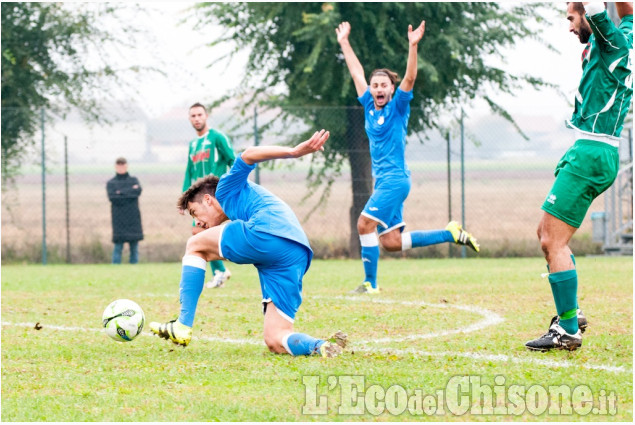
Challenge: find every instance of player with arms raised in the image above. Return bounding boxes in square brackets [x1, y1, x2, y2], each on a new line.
[336, 20, 480, 294]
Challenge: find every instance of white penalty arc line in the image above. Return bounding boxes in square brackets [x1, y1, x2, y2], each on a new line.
[311, 295, 505, 344]
[138, 293, 505, 343]
[2, 321, 630, 375]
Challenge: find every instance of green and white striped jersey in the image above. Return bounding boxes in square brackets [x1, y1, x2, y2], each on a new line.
[182, 128, 235, 193]
[566, 9, 633, 142]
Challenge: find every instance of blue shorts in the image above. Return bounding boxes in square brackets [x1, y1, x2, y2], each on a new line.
[362, 175, 410, 235]
[219, 220, 311, 322]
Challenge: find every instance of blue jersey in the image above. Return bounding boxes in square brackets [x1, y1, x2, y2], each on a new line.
[358, 87, 414, 179]
[215, 154, 312, 253]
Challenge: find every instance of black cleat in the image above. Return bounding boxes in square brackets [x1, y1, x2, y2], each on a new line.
[525, 323, 582, 352]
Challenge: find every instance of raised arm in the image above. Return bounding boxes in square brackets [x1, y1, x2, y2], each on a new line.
[400, 20, 426, 92]
[241, 129, 330, 165]
[336, 22, 368, 97]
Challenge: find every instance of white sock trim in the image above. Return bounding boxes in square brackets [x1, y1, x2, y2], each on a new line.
[182, 255, 207, 269]
[281, 332, 294, 355]
[217, 222, 228, 259]
[401, 232, 412, 251]
[359, 232, 379, 247]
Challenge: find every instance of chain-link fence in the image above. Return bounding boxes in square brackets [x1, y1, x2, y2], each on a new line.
[2, 105, 631, 264]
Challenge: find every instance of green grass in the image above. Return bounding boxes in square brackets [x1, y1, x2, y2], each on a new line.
[2, 257, 632, 421]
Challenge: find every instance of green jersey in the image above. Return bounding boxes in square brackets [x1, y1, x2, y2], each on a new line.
[182, 128, 236, 192]
[566, 10, 633, 143]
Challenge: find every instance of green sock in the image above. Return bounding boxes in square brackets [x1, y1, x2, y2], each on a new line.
[210, 260, 226, 274]
[549, 269, 578, 334]
[546, 254, 580, 310]
[570, 255, 579, 310]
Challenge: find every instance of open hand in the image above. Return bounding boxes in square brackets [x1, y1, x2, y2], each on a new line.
[408, 20, 426, 46]
[336, 22, 351, 43]
[292, 129, 330, 158]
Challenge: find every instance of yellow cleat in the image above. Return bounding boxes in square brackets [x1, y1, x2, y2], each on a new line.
[149, 319, 192, 346]
[352, 281, 379, 294]
[446, 221, 480, 252]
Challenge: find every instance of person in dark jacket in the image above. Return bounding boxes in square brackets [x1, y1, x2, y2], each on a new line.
[106, 157, 143, 264]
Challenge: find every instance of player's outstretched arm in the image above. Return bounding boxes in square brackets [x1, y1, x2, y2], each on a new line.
[336, 22, 368, 97]
[400, 20, 425, 92]
[241, 129, 330, 165]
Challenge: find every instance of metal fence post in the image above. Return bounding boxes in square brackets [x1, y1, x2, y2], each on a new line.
[253, 106, 260, 185]
[447, 131, 452, 258]
[65, 135, 71, 263]
[41, 107, 47, 265]
[460, 109, 466, 259]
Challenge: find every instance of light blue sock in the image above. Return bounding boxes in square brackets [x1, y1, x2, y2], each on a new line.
[360, 233, 380, 289]
[282, 333, 324, 356]
[405, 230, 454, 248]
[178, 255, 207, 327]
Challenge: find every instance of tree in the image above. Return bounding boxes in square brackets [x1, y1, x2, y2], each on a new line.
[1, 3, 141, 181]
[193, 2, 554, 255]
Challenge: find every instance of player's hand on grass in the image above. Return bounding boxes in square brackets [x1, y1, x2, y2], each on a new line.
[336, 22, 351, 44]
[408, 20, 426, 46]
[291, 129, 329, 158]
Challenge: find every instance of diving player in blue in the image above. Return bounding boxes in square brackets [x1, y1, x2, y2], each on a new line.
[150, 129, 347, 357]
[336, 20, 480, 294]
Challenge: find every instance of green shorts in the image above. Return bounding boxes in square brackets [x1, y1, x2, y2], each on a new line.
[541, 139, 619, 228]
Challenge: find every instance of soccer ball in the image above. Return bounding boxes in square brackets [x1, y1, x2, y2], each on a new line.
[102, 299, 145, 342]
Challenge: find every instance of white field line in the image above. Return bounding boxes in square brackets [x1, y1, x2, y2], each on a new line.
[140, 293, 504, 343]
[311, 295, 505, 344]
[353, 346, 629, 374]
[0, 321, 263, 346]
[2, 321, 630, 375]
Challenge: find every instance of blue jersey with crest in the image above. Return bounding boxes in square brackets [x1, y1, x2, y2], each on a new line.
[215, 155, 312, 254]
[358, 87, 413, 179]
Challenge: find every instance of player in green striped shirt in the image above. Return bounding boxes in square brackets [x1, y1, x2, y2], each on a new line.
[526, 2, 633, 352]
[184, 102, 236, 288]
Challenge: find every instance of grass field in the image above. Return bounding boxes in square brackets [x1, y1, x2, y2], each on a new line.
[2, 257, 632, 421]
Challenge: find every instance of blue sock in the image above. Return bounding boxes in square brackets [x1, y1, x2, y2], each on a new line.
[406, 230, 454, 248]
[360, 233, 379, 289]
[549, 269, 578, 334]
[178, 255, 207, 327]
[283, 333, 324, 356]
[361, 245, 379, 289]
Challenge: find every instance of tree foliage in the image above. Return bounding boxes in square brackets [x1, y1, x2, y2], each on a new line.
[197, 2, 553, 123]
[192, 2, 555, 253]
[1, 3, 140, 180]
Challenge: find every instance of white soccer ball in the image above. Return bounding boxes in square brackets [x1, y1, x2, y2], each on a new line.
[102, 299, 145, 342]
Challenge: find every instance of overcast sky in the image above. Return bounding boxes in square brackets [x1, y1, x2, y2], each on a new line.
[127, 3, 584, 122]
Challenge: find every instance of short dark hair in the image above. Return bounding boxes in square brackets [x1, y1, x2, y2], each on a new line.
[369, 68, 400, 86]
[177, 175, 219, 212]
[567, 2, 586, 15]
[115, 157, 127, 165]
[189, 102, 207, 113]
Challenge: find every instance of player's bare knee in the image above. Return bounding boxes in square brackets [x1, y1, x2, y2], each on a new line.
[184, 235, 200, 256]
[263, 333, 285, 354]
[357, 215, 377, 234]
